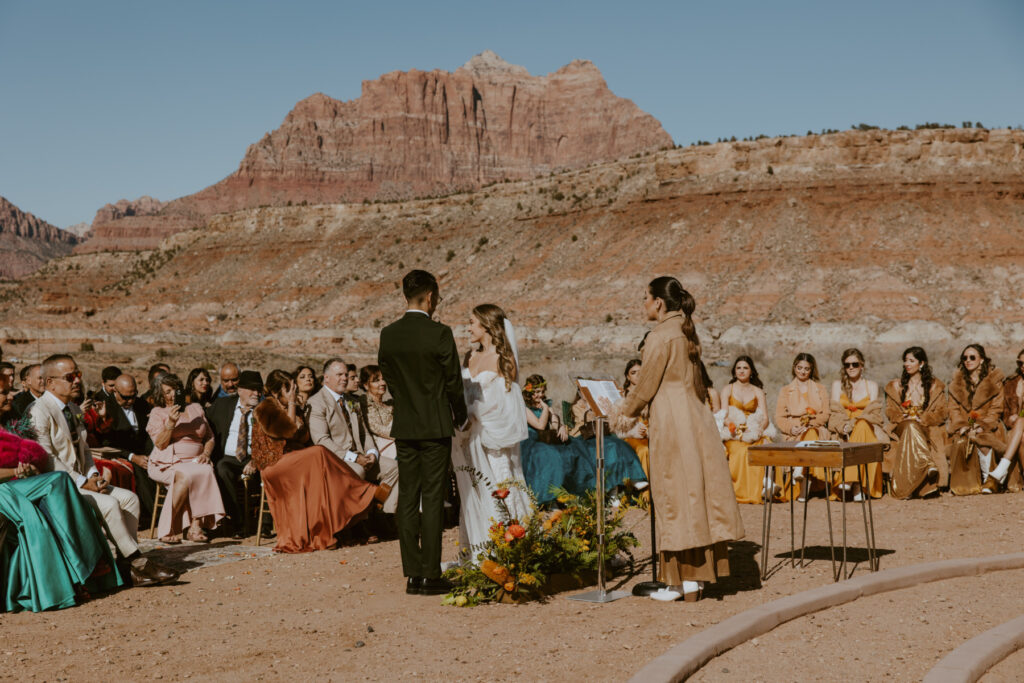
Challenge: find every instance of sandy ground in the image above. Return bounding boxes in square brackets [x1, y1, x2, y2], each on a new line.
[2, 492, 1023, 681]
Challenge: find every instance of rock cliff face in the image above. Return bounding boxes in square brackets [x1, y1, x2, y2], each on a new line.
[77, 51, 672, 253]
[10, 127, 1024, 376]
[0, 196, 78, 280]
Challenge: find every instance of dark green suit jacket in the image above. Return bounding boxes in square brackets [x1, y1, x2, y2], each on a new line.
[378, 311, 468, 440]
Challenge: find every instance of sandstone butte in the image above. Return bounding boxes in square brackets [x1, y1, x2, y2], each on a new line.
[0, 196, 79, 280]
[78, 51, 672, 254]
[5, 126, 1024, 375]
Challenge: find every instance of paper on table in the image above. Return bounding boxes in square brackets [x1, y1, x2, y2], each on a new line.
[577, 378, 623, 418]
[795, 440, 842, 448]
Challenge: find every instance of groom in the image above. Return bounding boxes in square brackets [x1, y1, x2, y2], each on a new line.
[378, 270, 467, 596]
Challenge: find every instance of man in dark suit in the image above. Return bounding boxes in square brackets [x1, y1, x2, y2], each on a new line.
[11, 363, 43, 418]
[206, 370, 262, 537]
[95, 374, 158, 521]
[378, 270, 467, 596]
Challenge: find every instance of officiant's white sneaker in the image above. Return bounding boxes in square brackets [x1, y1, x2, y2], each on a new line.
[649, 588, 681, 602]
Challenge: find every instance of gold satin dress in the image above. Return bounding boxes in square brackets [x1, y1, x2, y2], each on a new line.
[836, 394, 884, 499]
[889, 403, 941, 499]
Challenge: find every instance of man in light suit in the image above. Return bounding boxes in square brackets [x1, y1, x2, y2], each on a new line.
[30, 354, 177, 587]
[308, 357, 398, 511]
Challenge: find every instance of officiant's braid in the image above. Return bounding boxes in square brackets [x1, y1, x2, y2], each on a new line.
[472, 304, 518, 390]
[649, 277, 707, 403]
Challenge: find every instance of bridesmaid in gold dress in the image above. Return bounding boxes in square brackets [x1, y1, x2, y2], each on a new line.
[827, 348, 886, 500]
[947, 344, 1007, 495]
[774, 353, 830, 501]
[882, 347, 947, 499]
[719, 356, 775, 504]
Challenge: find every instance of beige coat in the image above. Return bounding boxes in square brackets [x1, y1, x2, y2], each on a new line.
[774, 379, 830, 438]
[307, 386, 377, 465]
[620, 312, 744, 553]
[30, 391, 96, 484]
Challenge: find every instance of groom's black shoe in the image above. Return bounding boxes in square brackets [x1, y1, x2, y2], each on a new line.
[419, 577, 452, 596]
[406, 576, 424, 595]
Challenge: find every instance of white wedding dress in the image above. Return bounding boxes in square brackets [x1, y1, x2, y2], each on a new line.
[452, 367, 532, 552]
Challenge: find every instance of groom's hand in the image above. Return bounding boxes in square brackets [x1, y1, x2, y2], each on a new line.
[356, 452, 375, 468]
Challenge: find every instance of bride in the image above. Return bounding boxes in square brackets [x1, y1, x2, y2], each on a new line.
[452, 303, 533, 554]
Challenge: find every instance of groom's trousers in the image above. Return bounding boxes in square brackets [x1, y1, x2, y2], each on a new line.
[395, 437, 451, 579]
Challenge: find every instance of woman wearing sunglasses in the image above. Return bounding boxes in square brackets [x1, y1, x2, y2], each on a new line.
[827, 348, 886, 500]
[948, 345, 1008, 494]
[882, 347, 948, 498]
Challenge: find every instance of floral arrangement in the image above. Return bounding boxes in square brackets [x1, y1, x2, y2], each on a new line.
[799, 406, 817, 427]
[442, 481, 638, 607]
[901, 399, 921, 419]
[715, 405, 776, 443]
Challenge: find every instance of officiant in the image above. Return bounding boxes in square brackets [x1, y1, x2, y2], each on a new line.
[616, 277, 744, 602]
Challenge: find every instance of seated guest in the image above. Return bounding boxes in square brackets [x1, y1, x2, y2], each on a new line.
[520, 374, 591, 505]
[775, 353, 831, 501]
[212, 362, 240, 400]
[98, 365, 122, 401]
[0, 376, 125, 611]
[206, 370, 262, 536]
[0, 363, 15, 399]
[142, 363, 170, 407]
[346, 363, 363, 400]
[29, 354, 177, 586]
[615, 361, 651, 503]
[11, 364, 43, 417]
[146, 373, 223, 543]
[883, 347, 948, 498]
[185, 367, 214, 408]
[86, 375, 157, 521]
[359, 364, 400, 513]
[252, 369, 383, 553]
[294, 365, 319, 419]
[81, 393, 137, 494]
[827, 348, 886, 500]
[948, 344, 1007, 495]
[308, 358, 399, 497]
[569, 392, 648, 492]
[995, 348, 1024, 492]
[719, 356, 779, 504]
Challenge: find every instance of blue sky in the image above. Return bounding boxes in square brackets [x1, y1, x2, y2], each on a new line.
[1, 0, 1021, 228]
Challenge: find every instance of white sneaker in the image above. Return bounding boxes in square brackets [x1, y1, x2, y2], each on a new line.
[989, 459, 1011, 484]
[649, 588, 681, 602]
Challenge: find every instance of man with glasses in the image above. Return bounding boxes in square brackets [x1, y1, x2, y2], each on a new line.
[30, 354, 177, 586]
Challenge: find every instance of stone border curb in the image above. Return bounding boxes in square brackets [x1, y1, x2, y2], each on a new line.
[923, 614, 1024, 683]
[629, 552, 1024, 682]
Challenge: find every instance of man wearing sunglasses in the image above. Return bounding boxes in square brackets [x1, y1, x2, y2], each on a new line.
[30, 354, 178, 587]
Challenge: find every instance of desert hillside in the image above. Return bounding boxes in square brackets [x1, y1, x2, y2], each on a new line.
[4, 126, 1024, 392]
[0, 196, 79, 280]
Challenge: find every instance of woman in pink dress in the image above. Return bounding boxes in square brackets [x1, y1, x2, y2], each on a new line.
[146, 374, 224, 543]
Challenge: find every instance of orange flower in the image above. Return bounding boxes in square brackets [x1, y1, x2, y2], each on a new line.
[503, 581, 515, 592]
[508, 524, 526, 539]
[969, 410, 981, 420]
[727, 422, 737, 435]
[549, 510, 564, 523]
[504, 531, 515, 543]
[806, 407, 817, 416]
[492, 488, 510, 500]
[481, 560, 510, 585]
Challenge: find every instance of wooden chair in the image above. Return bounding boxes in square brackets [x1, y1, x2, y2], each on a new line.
[254, 482, 273, 547]
[148, 483, 165, 539]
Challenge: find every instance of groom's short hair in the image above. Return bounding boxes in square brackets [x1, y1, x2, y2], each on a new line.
[402, 270, 438, 301]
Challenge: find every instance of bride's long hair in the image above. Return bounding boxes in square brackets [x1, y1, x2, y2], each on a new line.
[471, 303, 518, 390]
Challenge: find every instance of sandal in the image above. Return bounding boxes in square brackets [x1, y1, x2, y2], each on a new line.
[159, 534, 182, 545]
[186, 528, 209, 543]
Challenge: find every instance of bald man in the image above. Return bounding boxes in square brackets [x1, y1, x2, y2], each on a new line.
[213, 362, 239, 400]
[91, 374, 157, 520]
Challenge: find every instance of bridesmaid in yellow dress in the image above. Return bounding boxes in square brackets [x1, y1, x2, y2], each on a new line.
[774, 353, 830, 501]
[616, 359, 650, 507]
[719, 356, 777, 504]
[827, 348, 887, 500]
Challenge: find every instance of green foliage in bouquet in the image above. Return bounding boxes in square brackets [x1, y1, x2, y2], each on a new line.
[442, 480, 638, 607]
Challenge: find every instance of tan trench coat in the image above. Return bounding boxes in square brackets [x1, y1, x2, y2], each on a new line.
[620, 312, 744, 553]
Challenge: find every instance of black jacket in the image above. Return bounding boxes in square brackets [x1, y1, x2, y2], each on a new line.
[98, 395, 153, 455]
[205, 394, 246, 464]
[378, 311, 467, 440]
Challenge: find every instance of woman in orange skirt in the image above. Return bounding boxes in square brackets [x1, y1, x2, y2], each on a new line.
[827, 348, 886, 500]
[251, 369, 387, 553]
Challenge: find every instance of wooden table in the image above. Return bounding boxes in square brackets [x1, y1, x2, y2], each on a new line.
[748, 441, 883, 581]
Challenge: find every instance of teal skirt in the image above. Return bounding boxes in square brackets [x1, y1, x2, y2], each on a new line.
[0, 472, 124, 612]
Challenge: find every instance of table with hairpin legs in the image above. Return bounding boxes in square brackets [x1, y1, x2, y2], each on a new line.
[748, 442, 883, 582]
